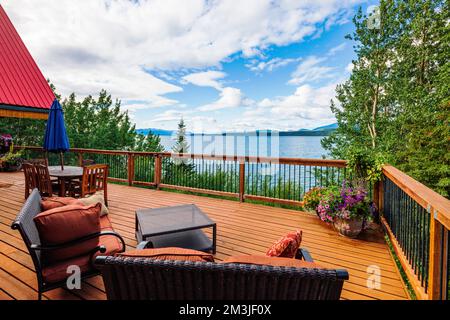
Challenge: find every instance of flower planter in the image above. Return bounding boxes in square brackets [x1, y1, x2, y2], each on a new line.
[333, 217, 364, 238]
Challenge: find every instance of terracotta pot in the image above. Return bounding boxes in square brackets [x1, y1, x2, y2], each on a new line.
[333, 217, 364, 238]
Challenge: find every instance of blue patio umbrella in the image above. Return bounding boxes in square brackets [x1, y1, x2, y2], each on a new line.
[43, 99, 70, 170]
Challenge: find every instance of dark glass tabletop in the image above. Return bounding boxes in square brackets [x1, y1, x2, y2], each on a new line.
[136, 204, 215, 237]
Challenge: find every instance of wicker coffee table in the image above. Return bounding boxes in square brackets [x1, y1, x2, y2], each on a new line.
[135, 204, 216, 253]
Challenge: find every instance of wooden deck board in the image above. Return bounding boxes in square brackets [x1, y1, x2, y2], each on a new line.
[0, 172, 409, 300]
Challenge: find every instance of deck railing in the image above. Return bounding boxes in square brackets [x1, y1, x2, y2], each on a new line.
[377, 166, 450, 300]
[14, 146, 450, 299]
[16, 146, 349, 206]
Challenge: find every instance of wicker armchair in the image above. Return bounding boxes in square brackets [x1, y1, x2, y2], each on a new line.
[95, 247, 349, 300]
[11, 189, 126, 300]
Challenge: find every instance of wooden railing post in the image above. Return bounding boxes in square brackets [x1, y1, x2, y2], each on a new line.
[78, 152, 83, 167]
[428, 207, 444, 300]
[154, 155, 162, 189]
[127, 153, 134, 186]
[239, 161, 245, 202]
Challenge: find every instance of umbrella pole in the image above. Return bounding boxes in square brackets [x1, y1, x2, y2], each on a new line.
[60, 152, 64, 170]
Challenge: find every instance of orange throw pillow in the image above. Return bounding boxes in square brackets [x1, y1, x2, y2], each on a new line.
[266, 230, 302, 258]
[223, 255, 323, 269]
[41, 197, 80, 211]
[34, 203, 102, 263]
[118, 247, 214, 262]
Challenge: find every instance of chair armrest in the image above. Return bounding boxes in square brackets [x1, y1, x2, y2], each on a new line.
[295, 248, 313, 262]
[30, 231, 126, 252]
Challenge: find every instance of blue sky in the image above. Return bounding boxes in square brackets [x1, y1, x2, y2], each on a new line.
[3, 0, 378, 132]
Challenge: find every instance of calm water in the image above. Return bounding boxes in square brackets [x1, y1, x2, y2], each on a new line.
[160, 135, 328, 159]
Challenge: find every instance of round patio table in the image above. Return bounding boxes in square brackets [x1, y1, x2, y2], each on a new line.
[48, 166, 83, 197]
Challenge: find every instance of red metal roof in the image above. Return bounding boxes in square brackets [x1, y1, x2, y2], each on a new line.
[0, 5, 54, 110]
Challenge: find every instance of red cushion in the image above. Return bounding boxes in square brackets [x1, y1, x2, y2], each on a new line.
[40, 197, 79, 211]
[266, 230, 302, 258]
[117, 247, 214, 262]
[34, 203, 102, 263]
[41, 232, 122, 283]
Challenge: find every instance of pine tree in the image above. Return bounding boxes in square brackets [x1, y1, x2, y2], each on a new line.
[167, 118, 195, 177]
[172, 118, 190, 154]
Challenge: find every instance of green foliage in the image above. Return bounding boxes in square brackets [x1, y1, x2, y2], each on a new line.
[0, 118, 46, 146]
[302, 187, 325, 211]
[135, 131, 165, 152]
[322, 0, 449, 197]
[63, 90, 136, 150]
[0, 149, 23, 165]
[0, 87, 168, 156]
[345, 147, 386, 185]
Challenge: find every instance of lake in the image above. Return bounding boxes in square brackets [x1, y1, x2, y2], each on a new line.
[159, 134, 328, 159]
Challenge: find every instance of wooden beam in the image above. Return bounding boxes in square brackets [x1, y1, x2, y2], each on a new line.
[127, 154, 134, 186]
[428, 209, 444, 300]
[154, 156, 161, 189]
[0, 108, 48, 120]
[383, 165, 450, 230]
[239, 162, 245, 202]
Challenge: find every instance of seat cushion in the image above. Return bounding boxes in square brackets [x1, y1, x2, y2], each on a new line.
[41, 196, 78, 211]
[34, 203, 102, 263]
[41, 231, 122, 284]
[223, 255, 323, 269]
[76, 192, 109, 216]
[117, 247, 214, 262]
[266, 230, 302, 258]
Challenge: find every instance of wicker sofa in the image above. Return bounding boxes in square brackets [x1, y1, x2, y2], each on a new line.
[95, 245, 349, 300]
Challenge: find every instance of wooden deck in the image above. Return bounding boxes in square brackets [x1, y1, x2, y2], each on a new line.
[0, 171, 409, 300]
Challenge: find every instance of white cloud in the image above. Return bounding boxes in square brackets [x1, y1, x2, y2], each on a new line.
[197, 87, 248, 111]
[181, 70, 248, 111]
[3, 0, 362, 105]
[138, 78, 340, 133]
[2, 0, 361, 132]
[247, 57, 299, 73]
[328, 42, 346, 55]
[225, 80, 340, 132]
[270, 83, 336, 120]
[181, 70, 226, 90]
[288, 56, 335, 85]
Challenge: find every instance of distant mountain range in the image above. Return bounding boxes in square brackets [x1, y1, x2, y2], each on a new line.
[136, 123, 338, 137]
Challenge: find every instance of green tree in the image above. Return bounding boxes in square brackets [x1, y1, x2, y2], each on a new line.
[62, 89, 137, 150]
[392, 0, 450, 196]
[0, 118, 46, 146]
[323, 0, 449, 196]
[163, 118, 195, 181]
[134, 131, 165, 152]
[322, 2, 399, 158]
